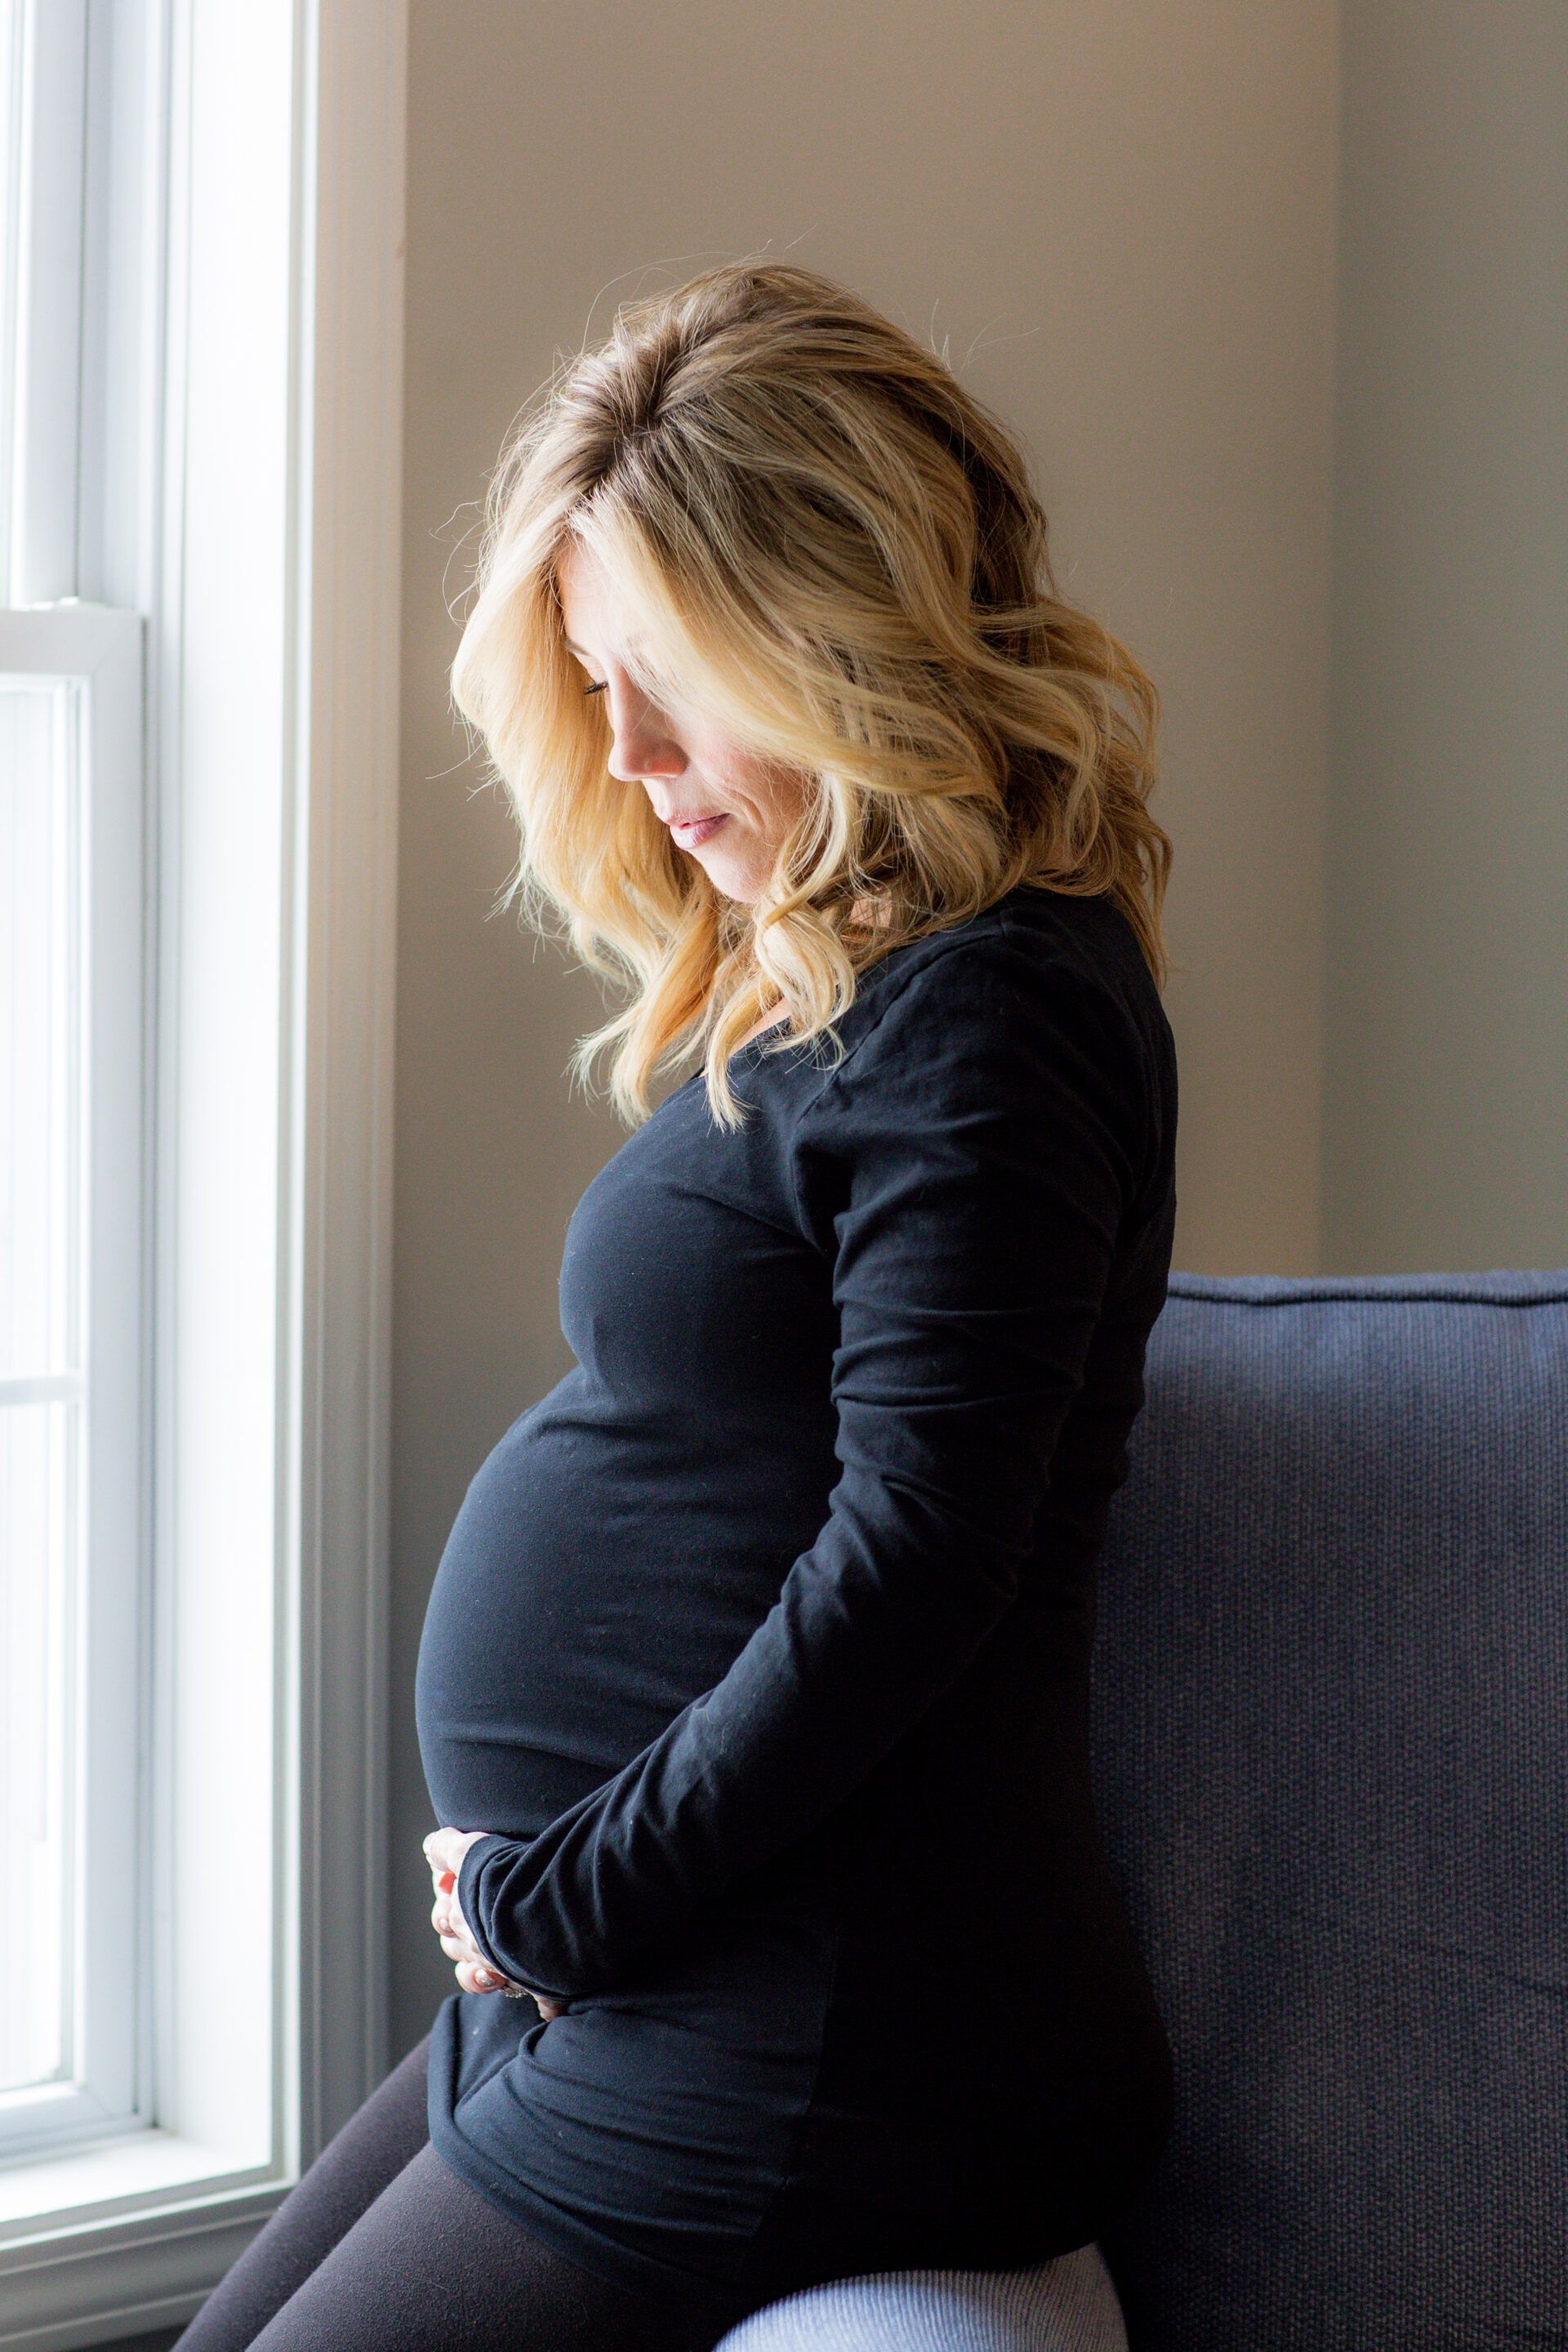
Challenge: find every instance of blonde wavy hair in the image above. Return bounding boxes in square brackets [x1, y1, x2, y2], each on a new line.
[450, 259, 1172, 1130]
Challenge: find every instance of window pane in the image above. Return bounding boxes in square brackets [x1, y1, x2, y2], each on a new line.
[0, 0, 18, 572]
[2, 679, 78, 1378]
[0, 1398, 72, 2091]
[0, 676, 81, 2097]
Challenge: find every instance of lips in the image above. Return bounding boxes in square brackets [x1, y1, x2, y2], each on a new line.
[668, 813, 729, 848]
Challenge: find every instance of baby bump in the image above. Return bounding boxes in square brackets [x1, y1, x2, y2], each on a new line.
[415, 1388, 842, 1842]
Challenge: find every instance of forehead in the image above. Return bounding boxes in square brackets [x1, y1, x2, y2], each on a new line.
[555, 535, 619, 635]
[555, 537, 668, 692]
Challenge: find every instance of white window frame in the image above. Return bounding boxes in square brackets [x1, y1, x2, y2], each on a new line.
[0, 606, 145, 2163]
[0, 2, 405, 2344]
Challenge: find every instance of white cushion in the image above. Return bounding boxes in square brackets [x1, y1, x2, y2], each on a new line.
[711, 2243, 1129, 2352]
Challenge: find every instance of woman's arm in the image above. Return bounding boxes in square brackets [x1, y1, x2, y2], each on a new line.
[458, 933, 1156, 2002]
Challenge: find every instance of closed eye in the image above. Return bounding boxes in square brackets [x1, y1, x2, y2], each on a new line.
[583, 679, 608, 697]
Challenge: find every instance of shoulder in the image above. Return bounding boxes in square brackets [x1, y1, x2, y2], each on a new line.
[816, 884, 1171, 1107]
[789, 883, 1175, 1221]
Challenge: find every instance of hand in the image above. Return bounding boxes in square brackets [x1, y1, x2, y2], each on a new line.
[422, 1827, 567, 2019]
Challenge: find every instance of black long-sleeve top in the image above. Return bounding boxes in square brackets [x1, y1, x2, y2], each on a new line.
[414, 879, 1178, 2319]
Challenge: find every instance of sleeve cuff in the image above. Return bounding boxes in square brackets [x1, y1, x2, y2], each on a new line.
[456, 1833, 514, 1976]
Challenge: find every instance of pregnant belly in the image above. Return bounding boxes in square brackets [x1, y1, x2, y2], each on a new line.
[414, 1383, 839, 1838]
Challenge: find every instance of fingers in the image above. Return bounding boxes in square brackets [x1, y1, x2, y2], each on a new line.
[441, 1927, 559, 2009]
[424, 1825, 486, 1891]
[423, 1829, 556, 2009]
[450, 1946, 535, 2000]
[430, 1904, 514, 1997]
[431, 1868, 478, 1955]
[456, 1957, 505, 1994]
[433, 1905, 483, 1968]
[422, 1829, 462, 1893]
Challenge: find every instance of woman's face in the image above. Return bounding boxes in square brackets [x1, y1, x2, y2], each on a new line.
[555, 537, 811, 903]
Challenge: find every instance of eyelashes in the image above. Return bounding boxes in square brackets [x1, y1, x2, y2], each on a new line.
[583, 679, 608, 697]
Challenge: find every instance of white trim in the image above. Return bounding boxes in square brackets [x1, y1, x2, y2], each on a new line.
[78, 0, 176, 615]
[287, 0, 404, 2163]
[0, 0, 406, 2338]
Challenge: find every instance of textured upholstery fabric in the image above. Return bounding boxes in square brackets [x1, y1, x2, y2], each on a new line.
[712, 2244, 1128, 2351]
[1090, 1270, 1568, 2351]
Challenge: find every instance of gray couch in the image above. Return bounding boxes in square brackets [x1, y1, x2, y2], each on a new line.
[720, 1269, 1568, 2350]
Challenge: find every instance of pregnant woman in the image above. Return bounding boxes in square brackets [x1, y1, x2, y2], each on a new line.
[175, 261, 1178, 2352]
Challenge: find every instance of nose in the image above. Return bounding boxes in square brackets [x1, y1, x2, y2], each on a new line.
[604, 679, 686, 787]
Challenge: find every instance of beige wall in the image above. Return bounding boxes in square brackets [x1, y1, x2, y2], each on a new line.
[390, 0, 1339, 2053]
[1324, 0, 1568, 1272]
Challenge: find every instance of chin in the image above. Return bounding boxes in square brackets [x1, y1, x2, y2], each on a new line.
[698, 853, 764, 904]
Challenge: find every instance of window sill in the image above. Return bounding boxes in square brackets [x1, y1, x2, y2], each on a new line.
[0, 2135, 286, 2351]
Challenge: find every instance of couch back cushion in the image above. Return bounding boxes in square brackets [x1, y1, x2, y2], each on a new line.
[1090, 1272, 1568, 2352]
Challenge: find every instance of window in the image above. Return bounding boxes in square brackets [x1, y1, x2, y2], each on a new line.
[1, 607, 144, 2163]
[0, 4, 404, 2343]
[0, 0, 149, 2165]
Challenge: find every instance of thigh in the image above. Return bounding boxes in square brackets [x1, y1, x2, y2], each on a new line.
[175, 2031, 434, 2352]
[246, 2143, 760, 2352]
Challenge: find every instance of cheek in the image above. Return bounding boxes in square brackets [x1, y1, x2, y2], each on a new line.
[697, 770, 759, 826]
[710, 749, 799, 827]
[683, 715, 808, 835]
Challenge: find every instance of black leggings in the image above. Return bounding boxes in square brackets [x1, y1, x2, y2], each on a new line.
[171, 2030, 766, 2351]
